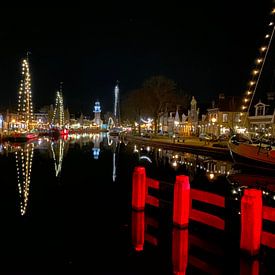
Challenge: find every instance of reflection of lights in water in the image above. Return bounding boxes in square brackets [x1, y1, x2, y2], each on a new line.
[209, 173, 215, 180]
[133, 145, 139, 153]
[51, 139, 65, 177]
[15, 143, 34, 216]
[92, 148, 100, 159]
[139, 155, 152, 163]
[113, 152, 116, 182]
[92, 134, 101, 160]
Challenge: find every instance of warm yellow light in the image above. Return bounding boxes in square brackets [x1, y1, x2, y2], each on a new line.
[249, 81, 255, 86]
[244, 98, 249, 102]
[265, 34, 270, 38]
[246, 90, 252, 95]
[260, 46, 267, 52]
[252, 70, 259, 75]
[271, 8, 275, 14]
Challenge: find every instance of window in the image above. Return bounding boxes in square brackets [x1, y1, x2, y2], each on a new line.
[222, 113, 228, 122]
[235, 113, 240, 123]
[257, 105, 264, 116]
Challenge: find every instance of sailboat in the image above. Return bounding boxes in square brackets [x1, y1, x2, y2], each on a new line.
[6, 56, 38, 142]
[49, 83, 69, 138]
[228, 6, 275, 171]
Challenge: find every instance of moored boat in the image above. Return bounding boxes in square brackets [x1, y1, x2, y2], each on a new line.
[5, 132, 38, 142]
[109, 127, 124, 136]
[228, 134, 275, 171]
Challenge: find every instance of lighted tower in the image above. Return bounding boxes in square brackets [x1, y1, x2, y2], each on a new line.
[17, 56, 34, 131]
[92, 100, 103, 127]
[51, 82, 65, 128]
[114, 81, 120, 125]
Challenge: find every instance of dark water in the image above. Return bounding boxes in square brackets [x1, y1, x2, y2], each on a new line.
[0, 133, 275, 274]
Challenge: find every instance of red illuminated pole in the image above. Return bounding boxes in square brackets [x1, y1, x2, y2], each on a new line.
[240, 257, 259, 275]
[131, 211, 145, 251]
[240, 189, 262, 256]
[132, 166, 147, 211]
[172, 228, 188, 275]
[173, 175, 190, 228]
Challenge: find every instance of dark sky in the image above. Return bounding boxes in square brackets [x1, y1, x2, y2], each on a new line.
[0, 1, 274, 115]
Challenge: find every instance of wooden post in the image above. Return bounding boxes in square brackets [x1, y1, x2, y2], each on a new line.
[132, 166, 146, 211]
[173, 175, 190, 228]
[240, 189, 262, 256]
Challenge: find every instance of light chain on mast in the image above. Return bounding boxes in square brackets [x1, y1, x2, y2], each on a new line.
[52, 82, 65, 128]
[241, 6, 275, 128]
[17, 57, 34, 131]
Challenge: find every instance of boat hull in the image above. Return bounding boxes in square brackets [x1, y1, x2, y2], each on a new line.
[5, 133, 38, 142]
[228, 138, 275, 171]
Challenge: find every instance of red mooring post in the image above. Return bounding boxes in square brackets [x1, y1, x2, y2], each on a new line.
[131, 211, 145, 251]
[172, 228, 188, 275]
[173, 175, 190, 228]
[132, 166, 147, 211]
[240, 189, 262, 256]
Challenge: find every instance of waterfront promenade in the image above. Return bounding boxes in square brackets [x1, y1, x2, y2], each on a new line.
[126, 134, 231, 159]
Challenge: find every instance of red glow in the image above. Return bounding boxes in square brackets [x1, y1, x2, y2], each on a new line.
[131, 211, 145, 251]
[190, 209, 225, 230]
[189, 234, 224, 255]
[146, 195, 159, 207]
[189, 256, 221, 274]
[240, 258, 259, 275]
[132, 166, 146, 210]
[240, 189, 262, 256]
[263, 205, 275, 222]
[173, 175, 190, 228]
[145, 216, 159, 228]
[261, 231, 275, 248]
[172, 228, 188, 275]
[147, 178, 160, 189]
[191, 189, 225, 208]
[145, 233, 158, 246]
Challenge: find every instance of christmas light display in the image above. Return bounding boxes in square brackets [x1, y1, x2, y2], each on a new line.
[241, 7, 275, 126]
[51, 139, 65, 177]
[17, 57, 33, 130]
[15, 143, 34, 216]
[51, 83, 65, 127]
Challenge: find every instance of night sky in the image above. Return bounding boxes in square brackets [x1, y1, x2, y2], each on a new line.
[0, 1, 273, 115]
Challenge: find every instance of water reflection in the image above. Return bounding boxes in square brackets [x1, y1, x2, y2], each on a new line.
[91, 133, 102, 160]
[172, 228, 188, 275]
[2, 135, 275, 273]
[14, 142, 34, 216]
[133, 143, 233, 181]
[50, 137, 68, 177]
[108, 135, 120, 182]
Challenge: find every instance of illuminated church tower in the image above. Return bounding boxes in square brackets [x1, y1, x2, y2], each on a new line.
[92, 100, 103, 127]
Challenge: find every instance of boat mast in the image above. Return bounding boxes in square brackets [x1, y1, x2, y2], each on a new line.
[18, 52, 34, 131]
[241, 6, 275, 129]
